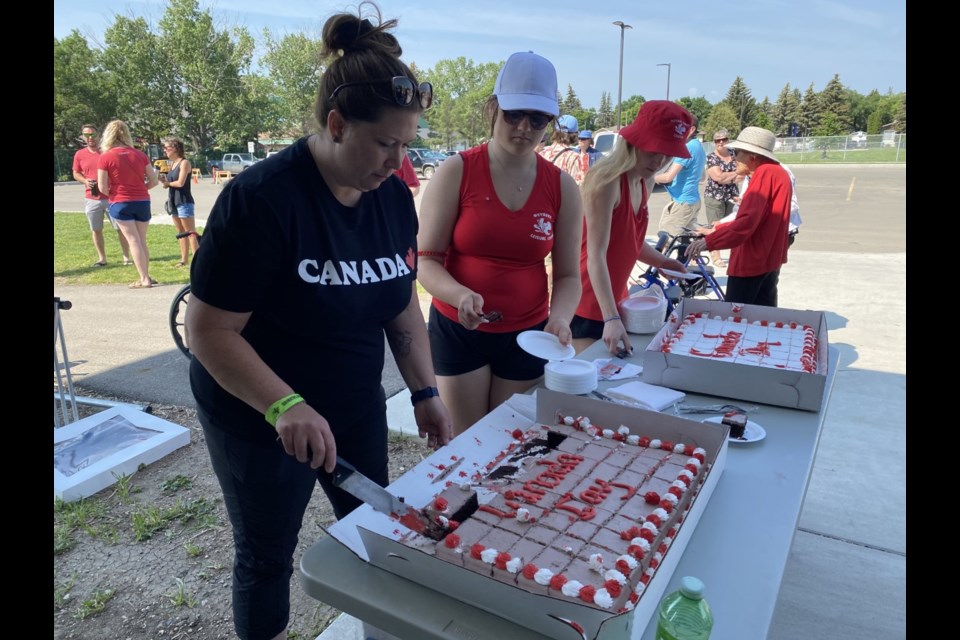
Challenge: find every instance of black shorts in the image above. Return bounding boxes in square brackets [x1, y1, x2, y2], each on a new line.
[571, 314, 604, 340]
[428, 305, 547, 380]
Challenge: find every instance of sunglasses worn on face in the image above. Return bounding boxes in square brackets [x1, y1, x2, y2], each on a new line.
[82, 133, 96, 138]
[330, 76, 433, 109]
[501, 110, 552, 131]
[714, 138, 728, 144]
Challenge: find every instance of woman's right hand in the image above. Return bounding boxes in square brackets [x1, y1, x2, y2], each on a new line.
[457, 292, 486, 330]
[602, 318, 631, 355]
[274, 402, 337, 473]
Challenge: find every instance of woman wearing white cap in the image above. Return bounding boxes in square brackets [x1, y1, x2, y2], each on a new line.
[418, 51, 583, 435]
[570, 101, 694, 355]
[686, 126, 793, 307]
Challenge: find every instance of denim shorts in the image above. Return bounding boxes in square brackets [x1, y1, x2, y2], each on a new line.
[109, 200, 152, 222]
[176, 202, 195, 218]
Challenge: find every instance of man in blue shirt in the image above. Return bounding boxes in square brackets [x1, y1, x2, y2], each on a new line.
[654, 115, 706, 237]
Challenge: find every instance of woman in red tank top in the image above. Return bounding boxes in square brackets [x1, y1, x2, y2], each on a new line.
[417, 52, 584, 436]
[570, 101, 695, 356]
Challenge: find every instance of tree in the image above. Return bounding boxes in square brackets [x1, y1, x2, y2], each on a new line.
[596, 91, 613, 129]
[701, 103, 740, 140]
[812, 111, 844, 136]
[54, 31, 117, 147]
[796, 83, 821, 137]
[723, 76, 755, 131]
[676, 97, 712, 129]
[562, 85, 583, 115]
[260, 30, 324, 138]
[818, 74, 851, 132]
[771, 84, 795, 136]
[421, 57, 500, 147]
[617, 95, 646, 128]
[751, 97, 773, 129]
[894, 94, 906, 133]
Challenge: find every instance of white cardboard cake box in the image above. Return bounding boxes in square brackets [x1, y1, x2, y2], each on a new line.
[54, 406, 191, 502]
[642, 299, 829, 412]
[326, 389, 727, 640]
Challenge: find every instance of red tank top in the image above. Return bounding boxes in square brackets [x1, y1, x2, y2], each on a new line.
[432, 144, 564, 332]
[575, 174, 649, 321]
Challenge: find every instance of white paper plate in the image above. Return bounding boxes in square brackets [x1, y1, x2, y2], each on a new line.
[660, 269, 702, 281]
[620, 296, 664, 311]
[517, 330, 576, 361]
[702, 416, 767, 443]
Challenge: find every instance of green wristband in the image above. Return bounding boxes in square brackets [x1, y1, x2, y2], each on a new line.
[265, 393, 305, 428]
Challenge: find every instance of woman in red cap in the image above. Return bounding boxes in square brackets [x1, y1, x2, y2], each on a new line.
[570, 101, 694, 355]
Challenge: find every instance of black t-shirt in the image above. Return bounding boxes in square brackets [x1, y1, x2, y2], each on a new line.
[189, 137, 419, 442]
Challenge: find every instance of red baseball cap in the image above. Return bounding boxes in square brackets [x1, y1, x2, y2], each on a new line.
[619, 101, 694, 158]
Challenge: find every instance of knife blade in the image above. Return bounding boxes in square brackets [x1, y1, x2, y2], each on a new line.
[331, 456, 439, 537]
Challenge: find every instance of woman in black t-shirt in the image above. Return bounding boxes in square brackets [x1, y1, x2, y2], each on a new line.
[185, 5, 451, 639]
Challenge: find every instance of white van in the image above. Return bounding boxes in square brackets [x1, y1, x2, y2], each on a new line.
[593, 130, 621, 157]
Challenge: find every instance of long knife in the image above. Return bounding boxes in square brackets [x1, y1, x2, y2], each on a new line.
[331, 456, 440, 538]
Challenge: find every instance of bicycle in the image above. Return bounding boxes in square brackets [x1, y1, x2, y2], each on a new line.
[169, 231, 199, 358]
[628, 226, 725, 319]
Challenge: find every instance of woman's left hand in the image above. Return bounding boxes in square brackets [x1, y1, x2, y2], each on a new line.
[413, 397, 453, 450]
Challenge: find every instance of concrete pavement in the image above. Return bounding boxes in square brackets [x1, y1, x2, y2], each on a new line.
[53, 164, 906, 639]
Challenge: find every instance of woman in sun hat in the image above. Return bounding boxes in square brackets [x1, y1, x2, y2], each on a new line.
[417, 50, 583, 436]
[185, 5, 451, 638]
[570, 101, 693, 355]
[686, 126, 793, 307]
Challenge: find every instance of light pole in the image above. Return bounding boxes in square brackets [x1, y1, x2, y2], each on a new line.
[656, 63, 671, 101]
[612, 21, 632, 130]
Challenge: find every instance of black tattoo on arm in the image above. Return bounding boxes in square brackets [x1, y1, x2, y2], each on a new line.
[386, 329, 413, 358]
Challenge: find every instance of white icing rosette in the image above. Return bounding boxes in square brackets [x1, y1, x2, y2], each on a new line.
[436, 515, 450, 528]
[505, 557, 523, 574]
[579, 416, 591, 427]
[679, 469, 695, 483]
[616, 554, 639, 571]
[561, 580, 584, 598]
[593, 588, 614, 609]
[661, 493, 679, 507]
[480, 548, 499, 564]
[634, 582, 647, 597]
[693, 447, 706, 457]
[626, 434, 640, 446]
[652, 507, 669, 521]
[534, 568, 554, 586]
[685, 457, 701, 470]
[563, 416, 575, 426]
[602, 428, 615, 439]
[673, 443, 685, 454]
[604, 569, 628, 586]
[671, 479, 687, 492]
[618, 425, 630, 437]
[588, 553, 604, 572]
[516, 508, 532, 523]
[630, 537, 651, 553]
[650, 439, 662, 449]
[624, 599, 636, 611]
[641, 521, 659, 535]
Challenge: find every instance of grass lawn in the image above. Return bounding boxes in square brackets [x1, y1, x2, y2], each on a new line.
[54, 212, 203, 286]
[778, 147, 906, 164]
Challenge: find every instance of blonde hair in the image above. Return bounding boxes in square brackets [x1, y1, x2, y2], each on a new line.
[581, 138, 638, 202]
[100, 120, 134, 152]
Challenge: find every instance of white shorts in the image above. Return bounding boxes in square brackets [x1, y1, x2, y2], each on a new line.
[84, 198, 119, 232]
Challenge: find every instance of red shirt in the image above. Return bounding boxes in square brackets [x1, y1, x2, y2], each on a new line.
[97, 146, 151, 203]
[394, 154, 420, 190]
[72, 147, 107, 200]
[575, 175, 649, 321]
[706, 160, 792, 277]
[432, 144, 563, 332]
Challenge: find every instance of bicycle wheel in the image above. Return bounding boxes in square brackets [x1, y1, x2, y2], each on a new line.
[169, 284, 192, 358]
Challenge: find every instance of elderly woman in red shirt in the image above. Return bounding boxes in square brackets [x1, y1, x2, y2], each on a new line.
[686, 127, 793, 307]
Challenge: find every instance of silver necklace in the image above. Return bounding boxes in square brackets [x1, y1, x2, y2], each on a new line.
[489, 144, 531, 192]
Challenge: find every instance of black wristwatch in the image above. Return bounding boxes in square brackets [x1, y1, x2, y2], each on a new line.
[410, 386, 440, 406]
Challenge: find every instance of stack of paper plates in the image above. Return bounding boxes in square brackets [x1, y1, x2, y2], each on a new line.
[544, 359, 597, 395]
[619, 295, 666, 334]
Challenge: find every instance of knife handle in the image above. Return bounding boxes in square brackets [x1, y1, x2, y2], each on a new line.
[331, 456, 356, 487]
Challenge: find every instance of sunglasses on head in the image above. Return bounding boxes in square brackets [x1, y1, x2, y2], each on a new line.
[714, 137, 728, 144]
[330, 76, 433, 109]
[501, 110, 553, 131]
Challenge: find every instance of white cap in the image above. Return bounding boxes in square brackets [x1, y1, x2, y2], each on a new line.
[494, 51, 559, 116]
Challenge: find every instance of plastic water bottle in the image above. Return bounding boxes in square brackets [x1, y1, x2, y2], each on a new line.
[655, 576, 713, 640]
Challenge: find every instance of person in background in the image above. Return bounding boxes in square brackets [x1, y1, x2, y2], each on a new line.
[654, 114, 706, 236]
[686, 126, 792, 307]
[72, 124, 131, 267]
[96, 119, 158, 289]
[394, 152, 421, 197]
[577, 130, 602, 177]
[540, 114, 585, 185]
[570, 102, 693, 355]
[417, 51, 583, 436]
[702, 128, 741, 267]
[158, 137, 199, 266]
[184, 5, 451, 639]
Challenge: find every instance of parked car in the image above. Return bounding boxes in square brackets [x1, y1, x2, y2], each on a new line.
[208, 153, 259, 174]
[848, 131, 867, 148]
[593, 130, 621, 157]
[406, 148, 447, 178]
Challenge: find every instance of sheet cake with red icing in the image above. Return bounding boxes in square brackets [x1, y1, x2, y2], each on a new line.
[397, 414, 714, 614]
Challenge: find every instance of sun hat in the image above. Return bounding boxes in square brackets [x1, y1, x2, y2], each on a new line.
[725, 126, 779, 162]
[579, 130, 593, 139]
[558, 115, 579, 133]
[618, 100, 694, 158]
[494, 51, 559, 116]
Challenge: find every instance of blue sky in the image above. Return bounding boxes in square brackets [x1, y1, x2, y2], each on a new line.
[54, 0, 906, 109]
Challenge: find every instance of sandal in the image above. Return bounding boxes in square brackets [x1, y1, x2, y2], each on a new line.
[92, 261, 107, 267]
[149, 277, 158, 285]
[129, 281, 154, 289]
[123, 259, 133, 266]
[175, 261, 187, 268]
